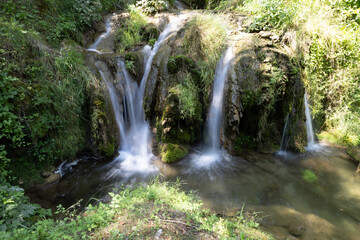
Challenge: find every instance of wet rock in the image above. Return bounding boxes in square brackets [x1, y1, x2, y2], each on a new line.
[45, 173, 61, 184]
[223, 32, 305, 154]
[41, 171, 52, 178]
[38, 172, 61, 191]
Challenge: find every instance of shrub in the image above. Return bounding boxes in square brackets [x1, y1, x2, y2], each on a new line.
[0, 183, 50, 232]
[241, 0, 297, 32]
[115, 6, 149, 52]
[183, 14, 227, 92]
[136, 0, 173, 15]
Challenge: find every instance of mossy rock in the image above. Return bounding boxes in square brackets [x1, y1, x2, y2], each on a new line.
[99, 141, 115, 157]
[124, 52, 143, 83]
[234, 133, 257, 155]
[142, 24, 159, 43]
[161, 143, 189, 163]
[167, 55, 201, 83]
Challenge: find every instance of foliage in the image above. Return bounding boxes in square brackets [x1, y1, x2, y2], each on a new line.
[0, 0, 133, 46]
[2, 180, 272, 239]
[183, 14, 228, 94]
[241, 0, 297, 32]
[239, 0, 360, 146]
[0, 16, 95, 183]
[136, 0, 173, 15]
[115, 7, 159, 53]
[170, 74, 202, 121]
[0, 183, 51, 232]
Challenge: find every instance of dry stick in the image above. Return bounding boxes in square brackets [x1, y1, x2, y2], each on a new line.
[158, 217, 196, 228]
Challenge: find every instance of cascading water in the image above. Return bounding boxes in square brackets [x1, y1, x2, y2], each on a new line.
[91, 14, 189, 180]
[304, 92, 318, 150]
[190, 46, 234, 170]
[87, 17, 112, 54]
[279, 114, 290, 151]
[206, 46, 234, 151]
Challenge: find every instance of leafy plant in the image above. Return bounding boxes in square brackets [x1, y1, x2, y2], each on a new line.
[241, 0, 297, 32]
[115, 6, 149, 52]
[0, 183, 50, 231]
[136, 0, 173, 15]
[175, 74, 201, 121]
[183, 14, 227, 96]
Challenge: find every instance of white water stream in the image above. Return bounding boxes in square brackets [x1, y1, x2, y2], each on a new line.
[87, 18, 113, 54]
[88, 14, 189, 179]
[304, 92, 319, 150]
[190, 46, 234, 170]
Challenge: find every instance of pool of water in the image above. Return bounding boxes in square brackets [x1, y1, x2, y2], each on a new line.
[28, 143, 360, 239]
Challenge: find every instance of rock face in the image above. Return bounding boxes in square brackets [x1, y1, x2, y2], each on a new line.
[89, 12, 307, 162]
[223, 31, 305, 154]
[86, 53, 120, 157]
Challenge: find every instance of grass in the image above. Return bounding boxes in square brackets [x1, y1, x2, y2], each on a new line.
[2, 180, 272, 239]
[183, 14, 228, 98]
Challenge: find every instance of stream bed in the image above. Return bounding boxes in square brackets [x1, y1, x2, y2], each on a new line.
[28, 143, 360, 240]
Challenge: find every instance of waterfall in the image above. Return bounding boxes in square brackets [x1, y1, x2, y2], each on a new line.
[304, 92, 317, 150]
[87, 18, 112, 54]
[189, 46, 234, 170]
[88, 14, 189, 179]
[279, 114, 290, 151]
[206, 46, 234, 151]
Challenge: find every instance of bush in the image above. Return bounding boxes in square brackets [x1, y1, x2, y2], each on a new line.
[115, 6, 153, 52]
[0, 183, 50, 232]
[183, 14, 228, 92]
[136, 0, 173, 15]
[241, 0, 297, 32]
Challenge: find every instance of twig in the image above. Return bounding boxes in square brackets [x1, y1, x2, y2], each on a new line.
[158, 217, 196, 228]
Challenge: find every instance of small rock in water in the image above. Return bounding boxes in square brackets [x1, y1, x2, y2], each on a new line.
[41, 171, 52, 178]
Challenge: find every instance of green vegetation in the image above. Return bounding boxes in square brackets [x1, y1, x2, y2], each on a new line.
[0, 18, 94, 183]
[161, 143, 189, 163]
[0, 182, 51, 232]
[0, 0, 130, 46]
[234, 0, 360, 147]
[0, 0, 129, 184]
[1, 180, 271, 239]
[115, 6, 159, 53]
[136, 0, 174, 15]
[302, 169, 318, 184]
[183, 14, 228, 91]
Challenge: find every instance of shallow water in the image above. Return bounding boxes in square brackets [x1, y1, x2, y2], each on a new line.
[29, 144, 360, 239]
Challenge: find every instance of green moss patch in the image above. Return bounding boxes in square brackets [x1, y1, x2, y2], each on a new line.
[161, 143, 189, 163]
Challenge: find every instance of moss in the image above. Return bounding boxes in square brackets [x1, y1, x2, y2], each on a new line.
[167, 55, 201, 83]
[302, 170, 318, 183]
[99, 140, 115, 157]
[176, 129, 192, 143]
[161, 143, 189, 163]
